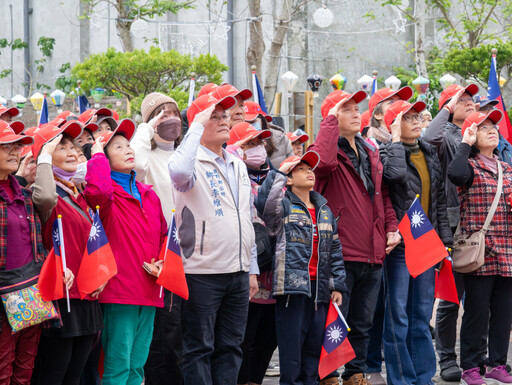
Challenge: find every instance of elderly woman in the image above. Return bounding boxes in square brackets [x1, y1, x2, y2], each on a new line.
[84, 120, 167, 385]
[447, 110, 512, 385]
[30, 121, 103, 385]
[0, 121, 50, 385]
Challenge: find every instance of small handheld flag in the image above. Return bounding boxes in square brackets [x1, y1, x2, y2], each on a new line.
[435, 253, 459, 305]
[371, 76, 378, 96]
[488, 52, 512, 140]
[252, 71, 268, 114]
[398, 196, 448, 277]
[188, 76, 196, 107]
[318, 301, 356, 379]
[39, 96, 49, 126]
[156, 211, 189, 300]
[38, 217, 68, 310]
[76, 206, 117, 299]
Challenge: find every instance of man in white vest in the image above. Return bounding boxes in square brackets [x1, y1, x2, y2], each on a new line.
[169, 94, 258, 384]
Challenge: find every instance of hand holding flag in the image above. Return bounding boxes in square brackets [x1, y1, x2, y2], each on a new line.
[318, 301, 356, 379]
[398, 196, 448, 277]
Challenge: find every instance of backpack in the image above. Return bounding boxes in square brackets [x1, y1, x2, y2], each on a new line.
[253, 222, 276, 273]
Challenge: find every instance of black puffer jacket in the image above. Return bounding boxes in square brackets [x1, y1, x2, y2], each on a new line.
[379, 140, 453, 248]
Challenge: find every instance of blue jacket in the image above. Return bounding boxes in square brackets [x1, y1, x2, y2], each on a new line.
[255, 170, 346, 304]
[499, 134, 512, 166]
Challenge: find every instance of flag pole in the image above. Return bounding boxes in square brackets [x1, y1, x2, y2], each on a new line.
[188, 73, 196, 107]
[159, 209, 175, 298]
[252, 67, 259, 105]
[57, 215, 71, 312]
[333, 302, 351, 332]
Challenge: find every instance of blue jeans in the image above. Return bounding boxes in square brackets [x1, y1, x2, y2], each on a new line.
[181, 272, 249, 385]
[382, 249, 436, 385]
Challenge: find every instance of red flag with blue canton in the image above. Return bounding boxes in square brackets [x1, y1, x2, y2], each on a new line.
[38, 219, 64, 301]
[435, 258, 459, 305]
[76, 210, 117, 299]
[318, 301, 356, 379]
[398, 198, 448, 277]
[156, 213, 189, 300]
[488, 54, 512, 140]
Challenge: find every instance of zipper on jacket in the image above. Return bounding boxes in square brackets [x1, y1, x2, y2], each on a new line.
[200, 221, 205, 255]
[129, 174, 134, 196]
[314, 204, 326, 311]
[285, 294, 290, 308]
[296, 198, 318, 306]
[223, 163, 243, 271]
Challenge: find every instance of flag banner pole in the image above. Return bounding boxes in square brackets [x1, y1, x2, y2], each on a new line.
[57, 215, 71, 312]
[333, 302, 350, 331]
[252, 72, 259, 105]
[159, 211, 174, 298]
[188, 77, 196, 107]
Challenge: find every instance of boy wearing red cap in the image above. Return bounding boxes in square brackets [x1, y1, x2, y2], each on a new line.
[423, 83, 478, 382]
[379, 101, 452, 385]
[168, 94, 259, 384]
[310, 90, 400, 385]
[254, 151, 345, 385]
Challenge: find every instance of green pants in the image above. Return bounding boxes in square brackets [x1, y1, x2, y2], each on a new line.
[101, 304, 156, 385]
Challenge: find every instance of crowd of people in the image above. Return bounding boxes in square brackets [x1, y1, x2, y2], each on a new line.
[0, 78, 511, 385]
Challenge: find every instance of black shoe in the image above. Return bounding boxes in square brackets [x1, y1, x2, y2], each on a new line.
[440, 365, 462, 382]
[507, 364, 511, 373]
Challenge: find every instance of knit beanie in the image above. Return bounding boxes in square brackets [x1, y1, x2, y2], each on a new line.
[141, 92, 179, 123]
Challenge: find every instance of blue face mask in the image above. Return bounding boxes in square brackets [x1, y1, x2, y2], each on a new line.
[251, 120, 262, 131]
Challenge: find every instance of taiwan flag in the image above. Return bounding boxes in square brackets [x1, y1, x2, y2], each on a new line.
[318, 301, 356, 379]
[488, 53, 512, 140]
[252, 71, 268, 114]
[398, 198, 448, 277]
[39, 96, 49, 126]
[76, 208, 117, 299]
[156, 212, 189, 300]
[38, 219, 64, 301]
[435, 257, 459, 305]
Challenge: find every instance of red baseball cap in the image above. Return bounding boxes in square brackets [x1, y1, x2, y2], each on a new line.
[228, 122, 272, 145]
[20, 126, 38, 157]
[0, 104, 19, 118]
[244, 101, 272, 122]
[197, 83, 219, 98]
[78, 108, 113, 124]
[211, 84, 253, 102]
[84, 122, 99, 133]
[10, 121, 25, 134]
[50, 111, 78, 127]
[0, 121, 34, 146]
[461, 110, 503, 136]
[31, 121, 83, 158]
[280, 150, 321, 171]
[360, 110, 371, 132]
[187, 94, 237, 123]
[98, 118, 137, 146]
[321, 90, 367, 119]
[384, 100, 427, 130]
[438, 84, 479, 110]
[286, 131, 308, 144]
[368, 87, 413, 116]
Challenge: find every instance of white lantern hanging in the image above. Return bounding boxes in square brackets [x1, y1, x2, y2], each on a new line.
[313, 6, 333, 29]
[357, 75, 374, 92]
[281, 71, 299, 98]
[50, 89, 66, 113]
[30, 92, 45, 112]
[384, 76, 402, 91]
[439, 74, 456, 90]
[12, 94, 27, 109]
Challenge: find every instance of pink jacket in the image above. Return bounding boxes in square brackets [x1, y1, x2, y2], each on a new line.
[84, 154, 166, 307]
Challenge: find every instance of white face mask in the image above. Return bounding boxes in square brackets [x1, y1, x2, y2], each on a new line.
[251, 120, 262, 131]
[73, 162, 87, 184]
[244, 144, 267, 168]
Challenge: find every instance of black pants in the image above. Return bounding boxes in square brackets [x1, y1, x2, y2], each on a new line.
[79, 333, 102, 385]
[237, 302, 277, 384]
[341, 262, 383, 379]
[144, 290, 183, 385]
[37, 334, 96, 385]
[434, 271, 465, 369]
[460, 275, 512, 370]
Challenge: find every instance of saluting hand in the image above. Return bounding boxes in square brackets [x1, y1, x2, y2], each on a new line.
[91, 137, 105, 156]
[390, 112, 403, 143]
[462, 123, 477, 146]
[40, 134, 63, 156]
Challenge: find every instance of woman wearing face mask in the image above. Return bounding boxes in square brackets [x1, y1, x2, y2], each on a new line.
[227, 122, 279, 385]
[30, 122, 104, 385]
[84, 122, 167, 385]
[131, 92, 185, 384]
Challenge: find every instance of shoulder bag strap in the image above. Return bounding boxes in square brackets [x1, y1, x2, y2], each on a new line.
[56, 186, 91, 223]
[482, 160, 503, 232]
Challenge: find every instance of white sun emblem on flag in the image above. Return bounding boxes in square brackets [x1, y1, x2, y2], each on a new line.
[411, 210, 425, 228]
[172, 227, 180, 244]
[88, 223, 101, 241]
[327, 325, 343, 344]
[53, 228, 60, 245]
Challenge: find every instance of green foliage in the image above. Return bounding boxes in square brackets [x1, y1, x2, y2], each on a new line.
[55, 62, 79, 94]
[0, 38, 28, 79]
[443, 42, 512, 86]
[81, 0, 194, 21]
[71, 47, 228, 112]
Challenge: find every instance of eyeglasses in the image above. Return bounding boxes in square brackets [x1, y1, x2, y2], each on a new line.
[478, 125, 498, 132]
[402, 114, 424, 123]
[457, 97, 474, 104]
[0, 143, 24, 153]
